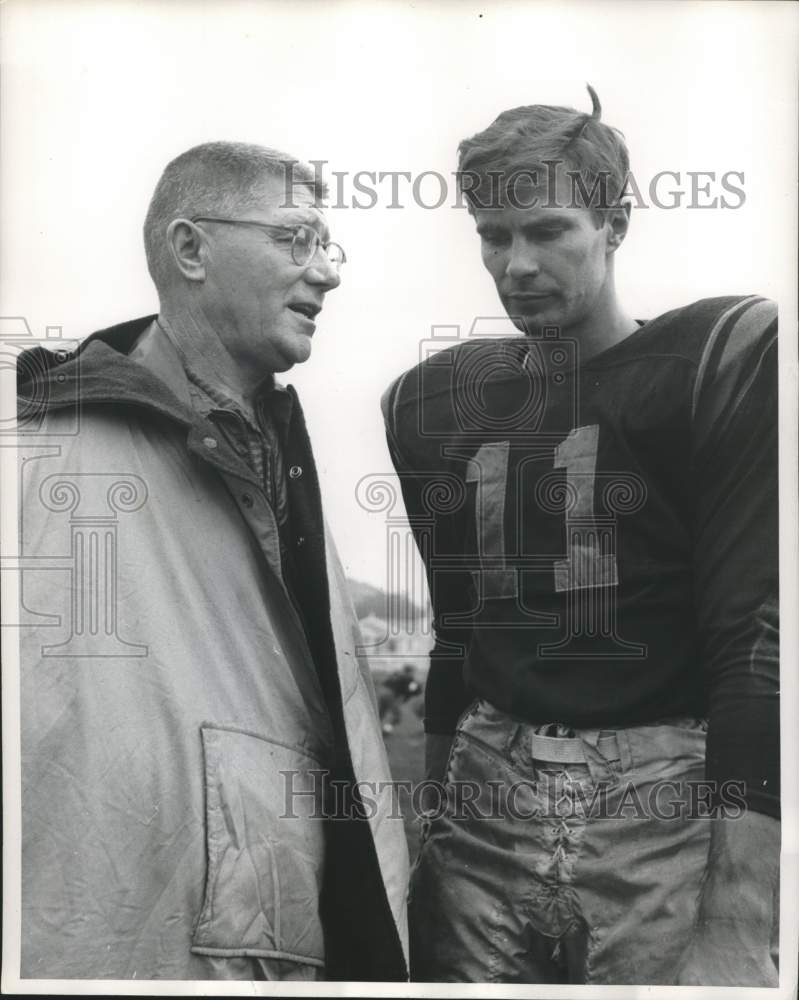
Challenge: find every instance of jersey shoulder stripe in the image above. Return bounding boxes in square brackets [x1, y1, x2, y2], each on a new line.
[589, 295, 766, 368]
[691, 296, 777, 452]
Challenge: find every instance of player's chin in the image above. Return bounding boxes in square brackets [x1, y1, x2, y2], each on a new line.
[505, 302, 561, 335]
[519, 310, 562, 335]
[508, 314, 528, 334]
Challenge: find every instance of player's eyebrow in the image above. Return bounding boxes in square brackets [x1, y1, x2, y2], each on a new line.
[475, 222, 508, 236]
[520, 207, 573, 223]
[475, 215, 574, 239]
[522, 217, 572, 231]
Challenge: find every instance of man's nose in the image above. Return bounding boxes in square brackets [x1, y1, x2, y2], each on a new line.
[304, 250, 342, 290]
[505, 239, 541, 280]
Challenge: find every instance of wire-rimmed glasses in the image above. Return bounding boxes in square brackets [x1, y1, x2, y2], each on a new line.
[191, 217, 346, 271]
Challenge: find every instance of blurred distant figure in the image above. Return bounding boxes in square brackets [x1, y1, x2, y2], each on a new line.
[378, 664, 422, 734]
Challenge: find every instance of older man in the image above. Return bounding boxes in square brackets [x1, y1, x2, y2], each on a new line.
[17, 142, 408, 982]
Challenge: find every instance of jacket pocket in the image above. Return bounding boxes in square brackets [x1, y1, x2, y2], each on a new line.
[191, 724, 326, 967]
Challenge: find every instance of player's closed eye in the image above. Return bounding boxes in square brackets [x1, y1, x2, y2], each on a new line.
[528, 226, 565, 241]
[480, 231, 511, 249]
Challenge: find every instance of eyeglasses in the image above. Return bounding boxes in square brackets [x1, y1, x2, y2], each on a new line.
[191, 217, 346, 272]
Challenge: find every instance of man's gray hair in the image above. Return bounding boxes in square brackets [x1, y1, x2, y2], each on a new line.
[143, 141, 326, 291]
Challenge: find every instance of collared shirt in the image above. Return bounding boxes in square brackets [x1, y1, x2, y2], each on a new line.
[181, 360, 294, 536]
[129, 319, 293, 545]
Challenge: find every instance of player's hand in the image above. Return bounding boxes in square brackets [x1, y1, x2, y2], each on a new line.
[675, 811, 779, 986]
[675, 922, 778, 986]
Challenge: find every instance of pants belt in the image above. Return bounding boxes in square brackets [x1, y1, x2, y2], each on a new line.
[531, 732, 620, 764]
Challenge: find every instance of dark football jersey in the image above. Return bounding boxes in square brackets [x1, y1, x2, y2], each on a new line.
[383, 295, 778, 817]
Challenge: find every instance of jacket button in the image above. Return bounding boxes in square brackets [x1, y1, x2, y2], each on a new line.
[241, 493, 254, 508]
[296, 535, 305, 548]
[289, 465, 303, 479]
[203, 436, 218, 449]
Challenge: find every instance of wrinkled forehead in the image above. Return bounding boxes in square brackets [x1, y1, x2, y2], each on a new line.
[247, 172, 328, 230]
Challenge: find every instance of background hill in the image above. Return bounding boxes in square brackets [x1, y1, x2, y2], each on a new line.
[347, 577, 428, 623]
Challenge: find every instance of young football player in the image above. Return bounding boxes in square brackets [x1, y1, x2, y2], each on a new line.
[382, 87, 779, 986]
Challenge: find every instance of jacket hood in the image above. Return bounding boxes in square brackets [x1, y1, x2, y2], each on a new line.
[17, 315, 197, 428]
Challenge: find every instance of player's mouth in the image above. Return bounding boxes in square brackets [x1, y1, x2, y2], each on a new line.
[507, 292, 555, 305]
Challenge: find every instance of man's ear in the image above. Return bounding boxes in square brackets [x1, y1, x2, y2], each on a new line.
[166, 219, 207, 282]
[605, 202, 631, 253]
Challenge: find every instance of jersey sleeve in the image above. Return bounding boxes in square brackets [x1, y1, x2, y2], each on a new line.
[690, 296, 779, 818]
[381, 378, 474, 735]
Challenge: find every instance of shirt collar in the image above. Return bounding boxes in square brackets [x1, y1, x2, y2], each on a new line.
[128, 319, 193, 407]
[128, 319, 292, 433]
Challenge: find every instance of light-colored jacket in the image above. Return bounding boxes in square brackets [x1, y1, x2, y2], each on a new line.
[18, 317, 409, 981]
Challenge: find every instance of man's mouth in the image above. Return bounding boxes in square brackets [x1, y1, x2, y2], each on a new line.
[287, 302, 321, 320]
[508, 292, 554, 303]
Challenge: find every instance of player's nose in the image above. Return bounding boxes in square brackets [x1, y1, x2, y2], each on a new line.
[505, 238, 541, 280]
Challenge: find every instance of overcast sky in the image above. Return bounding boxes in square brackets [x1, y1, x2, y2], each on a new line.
[2, 0, 797, 592]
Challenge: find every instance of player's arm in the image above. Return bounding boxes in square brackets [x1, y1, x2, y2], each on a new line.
[423, 626, 473, 781]
[381, 383, 474, 781]
[677, 298, 779, 986]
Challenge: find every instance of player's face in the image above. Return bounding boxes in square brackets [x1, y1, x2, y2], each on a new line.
[474, 184, 617, 337]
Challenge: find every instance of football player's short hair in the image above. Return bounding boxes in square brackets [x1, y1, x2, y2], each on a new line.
[143, 141, 326, 291]
[457, 85, 629, 223]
